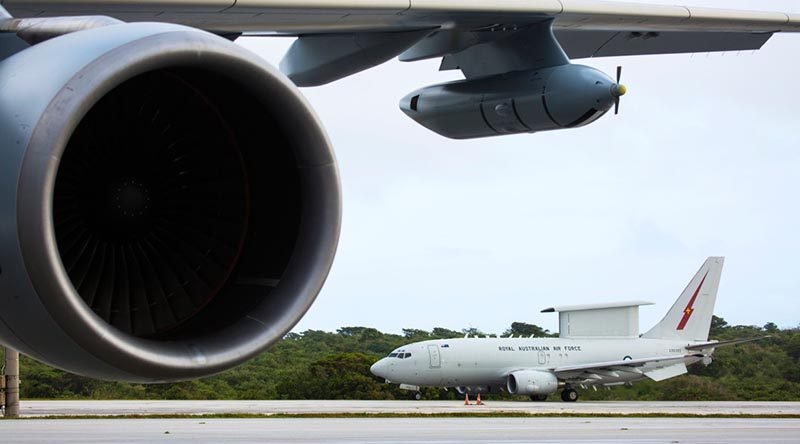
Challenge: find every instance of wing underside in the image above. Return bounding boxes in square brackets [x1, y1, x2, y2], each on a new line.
[4, 1, 798, 85]
[4, 1, 799, 34]
[554, 29, 773, 59]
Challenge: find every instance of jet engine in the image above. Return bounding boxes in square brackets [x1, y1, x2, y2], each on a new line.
[0, 23, 340, 382]
[506, 370, 559, 396]
[400, 64, 625, 139]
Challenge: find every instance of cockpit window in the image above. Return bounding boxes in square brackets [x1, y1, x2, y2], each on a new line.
[388, 351, 410, 359]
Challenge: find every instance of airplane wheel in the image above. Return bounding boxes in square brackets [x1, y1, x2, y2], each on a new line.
[561, 388, 578, 402]
[529, 394, 548, 402]
[412, 392, 422, 401]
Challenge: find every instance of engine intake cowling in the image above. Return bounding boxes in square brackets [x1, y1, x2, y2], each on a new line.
[0, 23, 340, 382]
[401, 64, 618, 139]
[506, 370, 559, 396]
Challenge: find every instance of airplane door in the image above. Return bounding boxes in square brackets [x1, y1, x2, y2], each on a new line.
[538, 351, 546, 365]
[428, 345, 441, 368]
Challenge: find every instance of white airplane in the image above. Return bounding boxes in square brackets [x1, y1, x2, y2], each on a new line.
[0, 1, 796, 382]
[371, 257, 765, 402]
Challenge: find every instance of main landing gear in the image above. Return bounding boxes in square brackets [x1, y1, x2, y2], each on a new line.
[410, 391, 422, 400]
[529, 394, 548, 402]
[560, 388, 579, 402]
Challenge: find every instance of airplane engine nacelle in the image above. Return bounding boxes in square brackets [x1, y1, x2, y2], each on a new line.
[0, 23, 340, 382]
[506, 370, 559, 396]
[400, 64, 618, 139]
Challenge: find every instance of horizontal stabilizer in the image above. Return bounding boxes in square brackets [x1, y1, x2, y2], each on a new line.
[686, 336, 770, 351]
[644, 363, 687, 382]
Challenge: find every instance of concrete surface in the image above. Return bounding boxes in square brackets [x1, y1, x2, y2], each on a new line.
[1, 417, 798, 443]
[17, 400, 800, 417]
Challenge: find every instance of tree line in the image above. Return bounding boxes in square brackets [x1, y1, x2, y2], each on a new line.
[2, 316, 799, 401]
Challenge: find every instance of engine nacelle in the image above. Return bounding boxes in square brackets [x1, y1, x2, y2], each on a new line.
[0, 23, 340, 382]
[506, 370, 559, 396]
[400, 64, 618, 139]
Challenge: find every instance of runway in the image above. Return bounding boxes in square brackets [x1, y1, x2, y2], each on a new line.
[7, 402, 799, 443]
[1, 417, 799, 443]
[16, 400, 800, 417]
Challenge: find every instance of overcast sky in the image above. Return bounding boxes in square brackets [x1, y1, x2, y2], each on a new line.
[237, 0, 800, 336]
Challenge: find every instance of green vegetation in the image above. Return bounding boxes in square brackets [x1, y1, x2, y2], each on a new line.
[6, 317, 800, 401]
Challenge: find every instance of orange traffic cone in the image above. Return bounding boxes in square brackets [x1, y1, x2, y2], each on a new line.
[476, 393, 483, 405]
[464, 394, 470, 405]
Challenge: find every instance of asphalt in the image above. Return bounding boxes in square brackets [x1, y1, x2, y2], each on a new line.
[15, 400, 800, 417]
[1, 417, 799, 443]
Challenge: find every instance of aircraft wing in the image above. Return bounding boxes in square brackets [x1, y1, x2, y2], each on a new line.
[4, 1, 800, 84]
[5, 0, 799, 34]
[552, 353, 703, 383]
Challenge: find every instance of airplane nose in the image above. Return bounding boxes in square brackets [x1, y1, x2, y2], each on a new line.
[370, 359, 386, 378]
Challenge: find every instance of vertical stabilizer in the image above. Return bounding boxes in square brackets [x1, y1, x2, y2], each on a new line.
[642, 257, 724, 341]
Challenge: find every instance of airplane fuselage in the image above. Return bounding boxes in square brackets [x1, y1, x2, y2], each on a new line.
[372, 336, 704, 389]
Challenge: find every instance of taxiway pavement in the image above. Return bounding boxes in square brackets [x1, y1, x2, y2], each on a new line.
[1, 417, 799, 443]
[17, 399, 800, 417]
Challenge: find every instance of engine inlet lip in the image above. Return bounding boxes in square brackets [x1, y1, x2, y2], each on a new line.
[16, 25, 341, 381]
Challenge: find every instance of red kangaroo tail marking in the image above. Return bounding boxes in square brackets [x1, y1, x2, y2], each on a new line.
[677, 271, 709, 330]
